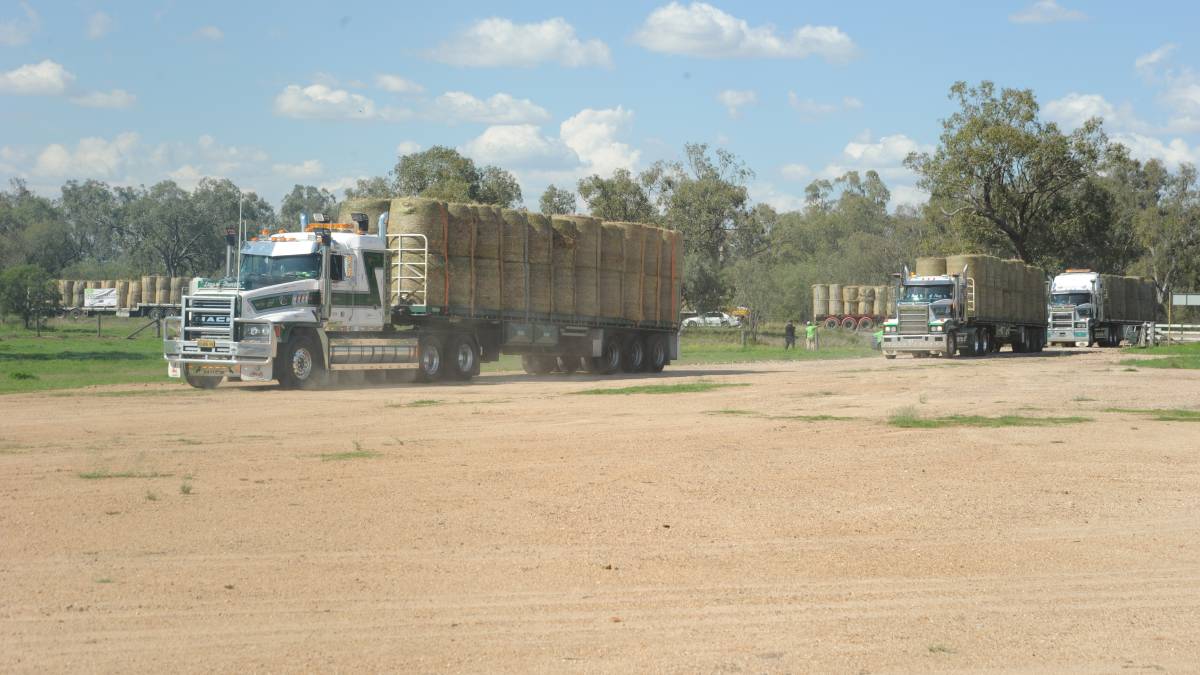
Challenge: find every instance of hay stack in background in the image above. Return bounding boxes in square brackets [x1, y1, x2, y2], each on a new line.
[116, 280, 130, 308]
[59, 280, 73, 307]
[598, 224, 624, 319]
[842, 285, 859, 312]
[916, 256, 947, 276]
[811, 284, 829, 317]
[127, 279, 141, 307]
[141, 276, 156, 305]
[828, 283, 843, 315]
[335, 198, 391, 234]
[858, 287, 875, 315]
[155, 276, 170, 304]
[74, 282, 85, 307]
[873, 285, 888, 316]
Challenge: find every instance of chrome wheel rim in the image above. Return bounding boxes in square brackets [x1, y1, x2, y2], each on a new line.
[422, 346, 440, 374]
[456, 344, 473, 371]
[292, 347, 313, 380]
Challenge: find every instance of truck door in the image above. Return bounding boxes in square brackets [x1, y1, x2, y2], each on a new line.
[327, 253, 355, 327]
[352, 251, 387, 329]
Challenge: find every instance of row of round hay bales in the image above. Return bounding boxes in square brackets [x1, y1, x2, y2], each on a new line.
[939, 254, 1045, 323]
[55, 276, 190, 308]
[1101, 275, 1158, 322]
[811, 284, 895, 318]
[386, 197, 681, 324]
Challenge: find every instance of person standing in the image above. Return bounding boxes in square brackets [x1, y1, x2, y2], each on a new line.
[784, 319, 796, 350]
[806, 321, 819, 351]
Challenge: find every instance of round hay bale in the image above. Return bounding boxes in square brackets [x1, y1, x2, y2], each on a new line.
[74, 283, 85, 307]
[857, 299, 871, 315]
[500, 209, 529, 264]
[155, 276, 170, 305]
[812, 284, 829, 317]
[467, 205, 500, 258]
[336, 198, 392, 234]
[116, 280, 130, 308]
[576, 268, 599, 318]
[526, 213, 552, 265]
[170, 277, 185, 304]
[59, 280, 72, 307]
[842, 285, 859, 303]
[828, 283, 844, 315]
[442, 202, 476, 258]
[127, 280, 141, 307]
[874, 285, 887, 316]
[551, 218, 579, 316]
[916, 256, 947, 276]
[141, 276, 156, 300]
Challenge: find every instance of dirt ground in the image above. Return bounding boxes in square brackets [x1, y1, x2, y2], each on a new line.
[1, 347, 1198, 673]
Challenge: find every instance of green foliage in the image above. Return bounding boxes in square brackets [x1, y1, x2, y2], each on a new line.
[0, 317, 168, 394]
[0, 264, 59, 328]
[342, 176, 392, 200]
[539, 184, 576, 215]
[1104, 407, 1200, 421]
[888, 407, 1091, 428]
[391, 146, 522, 207]
[577, 168, 658, 222]
[279, 184, 336, 229]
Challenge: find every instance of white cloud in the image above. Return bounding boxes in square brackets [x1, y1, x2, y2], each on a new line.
[808, 132, 932, 209]
[461, 124, 577, 168]
[320, 175, 367, 195]
[1111, 132, 1200, 168]
[432, 91, 550, 124]
[634, 2, 856, 62]
[273, 83, 409, 121]
[168, 164, 205, 190]
[841, 133, 928, 168]
[0, 60, 75, 96]
[32, 132, 139, 178]
[780, 163, 812, 181]
[194, 25, 223, 41]
[1135, 43, 1176, 75]
[788, 92, 862, 117]
[750, 182, 805, 212]
[717, 89, 756, 118]
[69, 89, 136, 109]
[432, 17, 611, 68]
[396, 141, 422, 155]
[87, 11, 114, 39]
[1009, 0, 1086, 24]
[375, 74, 423, 93]
[560, 107, 639, 175]
[0, 1, 38, 47]
[272, 159, 324, 179]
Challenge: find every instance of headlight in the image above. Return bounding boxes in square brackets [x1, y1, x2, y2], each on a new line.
[884, 325, 896, 333]
[239, 322, 271, 342]
[930, 324, 943, 333]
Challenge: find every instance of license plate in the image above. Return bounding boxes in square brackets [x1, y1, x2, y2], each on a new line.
[189, 364, 228, 375]
[197, 338, 216, 349]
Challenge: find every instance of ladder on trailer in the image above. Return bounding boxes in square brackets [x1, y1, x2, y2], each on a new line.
[391, 234, 428, 308]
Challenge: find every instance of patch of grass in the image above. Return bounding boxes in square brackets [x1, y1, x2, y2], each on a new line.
[9, 371, 37, 380]
[179, 481, 193, 495]
[1120, 356, 1200, 369]
[574, 381, 748, 395]
[1072, 395, 1095, 402]
[928, 644, 956, 654]
[144, 490, 159, 501]
[1104, 407, 1200, 422]
[0, 317, 170, 394]
[704, 409, 854, 422]
[319, 441, 380, 461]
[95, 578, 113, 584]
[78, 470, 172, 480]
[888, 406, 1091, 429]
[405, 399, 442, 407]
[1120, 342, 1200, 369]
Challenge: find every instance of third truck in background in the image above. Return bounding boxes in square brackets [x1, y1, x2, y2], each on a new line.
[1046, 270, 1158, 347]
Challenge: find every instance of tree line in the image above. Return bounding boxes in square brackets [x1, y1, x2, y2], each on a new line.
[2, 80, 1199, 327]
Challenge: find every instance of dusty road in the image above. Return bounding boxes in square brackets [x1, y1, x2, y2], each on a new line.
[2, 348, 1198, 673]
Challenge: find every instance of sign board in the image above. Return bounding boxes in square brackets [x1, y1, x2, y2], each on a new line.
[1172, 293, 1200, 307]
[84, 287, 118, 309]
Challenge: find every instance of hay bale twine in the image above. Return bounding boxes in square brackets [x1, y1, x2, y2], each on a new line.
[812, 284, 829, 317]
[828, 283, 844, 315]
[336, 198, 391, 234]
[916, 256, 947, 276]
[127, 280, 141, 307]
[116, 280, 130, 308]
[500, 209, 529, 264]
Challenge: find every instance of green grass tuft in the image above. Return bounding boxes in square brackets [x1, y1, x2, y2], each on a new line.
[78, 470, 172, 480]
[319, 450, 380, 461]
[1104, 407, 1200, 422]
[888, 406, 1090, 429]
[574, 381, 748, 395]
[704, 409, 854, 421]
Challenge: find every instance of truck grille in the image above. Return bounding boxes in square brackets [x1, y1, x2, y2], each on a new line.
[898, 304, 928, 334]
[1050, 309, 1074, 329]
[183, 295, 236, 341]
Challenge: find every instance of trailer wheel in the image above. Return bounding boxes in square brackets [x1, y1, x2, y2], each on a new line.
[556, 355, 580, 374]
[278, 333, 325, 389]
[184, 368, 223, 390]
[646, 335, 668, 372]
[521, 354, 555, 375]
[857, 317, 874, 331]
[823, 317, 839, 330]
[841, 316, 857, 330]
[415, 336, 445, 382]
[591, 336, 622, 375]
[621, 335, 647, 372]
[447, 334, 479, 381]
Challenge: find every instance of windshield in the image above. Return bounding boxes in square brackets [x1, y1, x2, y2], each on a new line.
[1051, 292, 1092, 306]
[239, 254, 321, 290]
[901, 284, 953, 303]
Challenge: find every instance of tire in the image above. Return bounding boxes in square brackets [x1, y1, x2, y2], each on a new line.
[447, 334, 479, 381]
[884, 353, 897, 360]
[556, 355, 580, 374]
[823, 317, 839, 330]
[857, 317, 874, 331]
[415, 336, 445, 382]
[943, 331, 957, 358]
[184, 368, 223, 389]
[621, 335, 647, 372]
[521, 354, 555, 375]
[840, 317, 857, 330]
[591, 335, 622, 375]
[277, 333, 325, 389]
[646, 335, 668, 372]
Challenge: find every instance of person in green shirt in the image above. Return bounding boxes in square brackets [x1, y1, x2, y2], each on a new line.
[873, 328, 884, 350]
[805, 321, 819, 350]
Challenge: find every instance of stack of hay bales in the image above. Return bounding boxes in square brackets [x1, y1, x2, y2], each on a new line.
[942, 254, 1045, 323]
[1101, 275, 1158, 321]
[915, 256, 947, 276]
[336, 198, 392, 234]
[386, 197, 681, 324]
[858, 287, 875, 315]
[58, 280, 73, 307]
[811, 284, 829, 317]
[127, 279, 142, 307]
[842, 285, 859, 315]
[828, 283, 843, 315]
[873, 285, 888, 316]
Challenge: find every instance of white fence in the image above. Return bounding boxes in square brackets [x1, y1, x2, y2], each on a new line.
[1155, 324, 1200, 343]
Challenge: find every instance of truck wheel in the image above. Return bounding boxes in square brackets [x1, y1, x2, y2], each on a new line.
[841, 317, 857, 330]
[416, 336, 445, 382]
[184, 368, 223, 390]
[943, 331, 957, 358]
[278, 333, 325, 389]
[646, 335, 668, 372]
[823, 317, 839, 330]
[621, 335, 647, 372]
[556, 355, 580, 374]
[447, 334, 479, 381]
[857, 317, 874, 331]
[884, 353, 897, 359]
[591, 336, 622, 375]
[521, 354, 554, 375]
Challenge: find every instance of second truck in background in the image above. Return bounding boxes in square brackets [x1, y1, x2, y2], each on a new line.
[1046, 270, 1158, 347]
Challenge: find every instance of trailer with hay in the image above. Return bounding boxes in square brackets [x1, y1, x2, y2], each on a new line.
[55, 276, 186, 319]
[163, 197, 683, 389]
[1046, 270, 1158, 347]
[881, 255, 1047, 358]
[811, 284, 894, 331]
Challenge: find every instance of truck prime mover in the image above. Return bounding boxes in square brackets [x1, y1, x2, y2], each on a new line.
[882, 254, 1047, 358]
[1046, 270, 1158, 347]
[163, 197, 683, 389]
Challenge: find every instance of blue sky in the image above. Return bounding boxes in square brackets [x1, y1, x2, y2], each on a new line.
[2, 0, 1198, 213]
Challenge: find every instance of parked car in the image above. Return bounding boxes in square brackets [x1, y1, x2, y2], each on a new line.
[682, 311, 740, 328]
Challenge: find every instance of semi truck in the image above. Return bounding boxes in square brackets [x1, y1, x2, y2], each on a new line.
[163, 198, 683, 389]
[1046, 270, 1158, 347]
[881, 254, 1047, 358]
